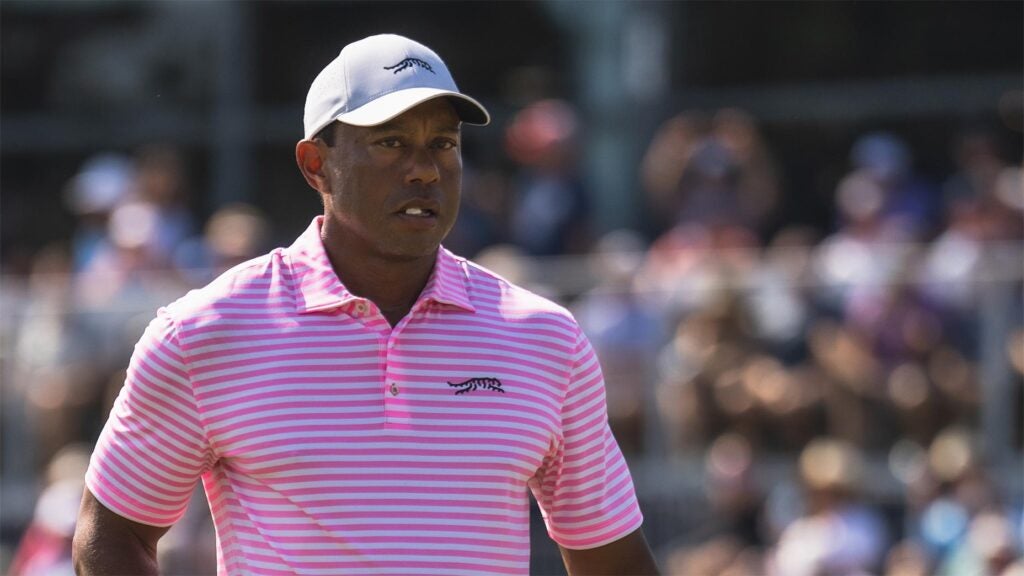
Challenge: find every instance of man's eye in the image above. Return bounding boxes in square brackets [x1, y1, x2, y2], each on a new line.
[435, 140, 458, 150]
[378, 138, 402, 148]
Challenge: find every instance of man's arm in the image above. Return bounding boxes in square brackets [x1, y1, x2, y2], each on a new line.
[559, 528, 660, 575]
[73, 487, 171, 576]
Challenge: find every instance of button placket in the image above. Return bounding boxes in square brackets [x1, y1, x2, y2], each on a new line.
[378, 333, 392, 409]
[382, 329, 410, 425]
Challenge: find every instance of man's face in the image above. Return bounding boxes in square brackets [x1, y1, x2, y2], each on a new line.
[318, 98, 462, 262]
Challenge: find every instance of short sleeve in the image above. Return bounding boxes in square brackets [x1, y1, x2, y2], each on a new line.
[85, 308, 213, 527]
[529, 328, 644, 549]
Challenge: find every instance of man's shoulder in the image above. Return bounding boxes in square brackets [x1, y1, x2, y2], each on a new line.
[164, 248, 292, 323]
[460, 255, 579, 331]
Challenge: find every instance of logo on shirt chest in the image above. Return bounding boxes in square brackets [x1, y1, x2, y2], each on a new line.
[448, 377, 505, 395]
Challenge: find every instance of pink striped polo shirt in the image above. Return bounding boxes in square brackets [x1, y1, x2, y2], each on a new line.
[86, 216, 643, 575]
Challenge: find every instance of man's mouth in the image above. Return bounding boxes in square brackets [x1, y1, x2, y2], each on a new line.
[401, 207, 436, 217]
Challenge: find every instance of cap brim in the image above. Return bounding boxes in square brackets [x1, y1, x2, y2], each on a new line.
[335, 87, 490, 128]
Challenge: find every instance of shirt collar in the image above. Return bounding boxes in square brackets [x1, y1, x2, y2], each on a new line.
[287, 216, 475, 315]
[420, 245, 476, 313]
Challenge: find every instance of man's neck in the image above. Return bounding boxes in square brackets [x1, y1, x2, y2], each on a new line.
[342, 257, 434, 325]
[321, 235, 436, 326]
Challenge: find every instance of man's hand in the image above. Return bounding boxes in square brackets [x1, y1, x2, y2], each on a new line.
[559, 528, 660, 575]
[73, 487, 170, 575]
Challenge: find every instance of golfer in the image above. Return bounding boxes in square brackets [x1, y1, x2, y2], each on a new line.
[73, 34, 658, 575]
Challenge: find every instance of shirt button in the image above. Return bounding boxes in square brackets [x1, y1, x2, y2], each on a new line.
[355, 302, 368, 314]
[389, 382, 399, 396]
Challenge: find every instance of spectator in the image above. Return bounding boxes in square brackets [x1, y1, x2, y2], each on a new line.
[443, 165, 510, 258]
[641, 112, 702, 233]
[10, 247, 103, 468]
[943, 127, 1011, 209]
[770, 437, 888, 576]
[701, 433, 766, 548]
[911, 428, 1004, 564]
[74, 200, 191, 381]
[133, 145, 197, 262]
[744, 225, 818, 363]
[884, 540, 933, 576]
[640, 109, 781, 238]
[848, 132, 940, 239]
[505, 99, 591, 255]
[573, 229, 663, 453]
[172, 203, 270, 285]
[62, 153, 135, 273]
[8, 444, 91, 576]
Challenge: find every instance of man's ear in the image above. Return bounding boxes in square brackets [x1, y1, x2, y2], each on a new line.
[295, 140, 329, 195]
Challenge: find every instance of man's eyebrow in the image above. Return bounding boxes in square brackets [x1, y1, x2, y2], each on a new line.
[364, 124, 398, 135]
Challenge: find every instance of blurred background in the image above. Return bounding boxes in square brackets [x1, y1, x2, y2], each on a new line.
[1, 1, 1022, 574]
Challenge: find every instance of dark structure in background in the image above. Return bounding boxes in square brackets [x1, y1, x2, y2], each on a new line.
[3, 1, 1020, 269]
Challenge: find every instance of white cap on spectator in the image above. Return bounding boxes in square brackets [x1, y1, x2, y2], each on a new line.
[65, 154, 135, 214]
[303, 34, 490, 140]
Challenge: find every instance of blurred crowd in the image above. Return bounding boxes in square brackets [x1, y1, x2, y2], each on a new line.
[2, 101, 1022, 575]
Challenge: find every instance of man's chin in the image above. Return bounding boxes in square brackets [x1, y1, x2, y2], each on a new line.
[378, 242, 442, 263]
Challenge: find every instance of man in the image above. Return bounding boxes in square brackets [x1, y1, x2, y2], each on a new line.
[73, 34, 659, 575]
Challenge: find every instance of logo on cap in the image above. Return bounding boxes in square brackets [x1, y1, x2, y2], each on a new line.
[384, 58, 436, 75]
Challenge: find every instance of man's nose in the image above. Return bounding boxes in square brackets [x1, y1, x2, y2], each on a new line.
[405, 146, 440, 185]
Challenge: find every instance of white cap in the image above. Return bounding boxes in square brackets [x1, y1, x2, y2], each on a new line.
[64, 153, 135, 214]
[303, 34, 490, 140]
